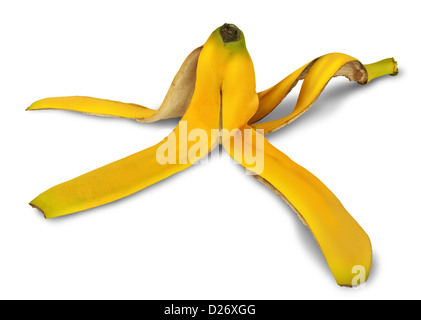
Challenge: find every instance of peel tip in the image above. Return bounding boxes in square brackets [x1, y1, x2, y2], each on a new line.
[219, 23, 242, 43]
[338, 282, 366, 288]
[26, 97, 50, 111]
[26, 101, 41, 111]
[29, 202, 48, 219]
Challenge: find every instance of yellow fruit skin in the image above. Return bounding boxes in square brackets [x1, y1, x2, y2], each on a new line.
[28, 24, 399, 287]
[30, 121, 216, 219]
[225, 127, 372, 286]
[249, 62, 312, 124]
[29, 25, 244, 219]
[29, 33, 222, 218]
[27, 96, 157, 119]
[251, 54, 398, 135]
[220, 39, 371, 287]
[257, 136, 372, 286]
[27, 50, 397, 136]
[27, 47, 203, 122]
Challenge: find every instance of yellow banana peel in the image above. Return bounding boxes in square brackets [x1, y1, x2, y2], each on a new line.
[27, 23, 398, 287]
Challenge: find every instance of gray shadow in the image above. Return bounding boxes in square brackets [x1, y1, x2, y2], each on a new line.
[367, 250, 378, 285]
[246, 173, 333, 280]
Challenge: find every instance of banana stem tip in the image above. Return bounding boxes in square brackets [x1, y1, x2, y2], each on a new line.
[390, 57, 399, 76]
[220, 23, 242, 43]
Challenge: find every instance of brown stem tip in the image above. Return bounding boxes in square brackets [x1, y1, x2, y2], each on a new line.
[220, 23, 242, 43]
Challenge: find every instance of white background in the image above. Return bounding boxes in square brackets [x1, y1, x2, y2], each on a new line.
[1, 0, 419, 300]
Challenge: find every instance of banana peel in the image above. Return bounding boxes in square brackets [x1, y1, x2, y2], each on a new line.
[27, 47, 202, 122]
[27, 23, 398, 287]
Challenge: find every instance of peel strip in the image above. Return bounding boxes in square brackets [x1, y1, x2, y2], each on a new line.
[251, 54, 398, 135]
[27, 47, 202, 122]
[222, 126, 372, 286]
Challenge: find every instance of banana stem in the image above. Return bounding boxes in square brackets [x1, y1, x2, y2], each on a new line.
[364, 58, 398, 83]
